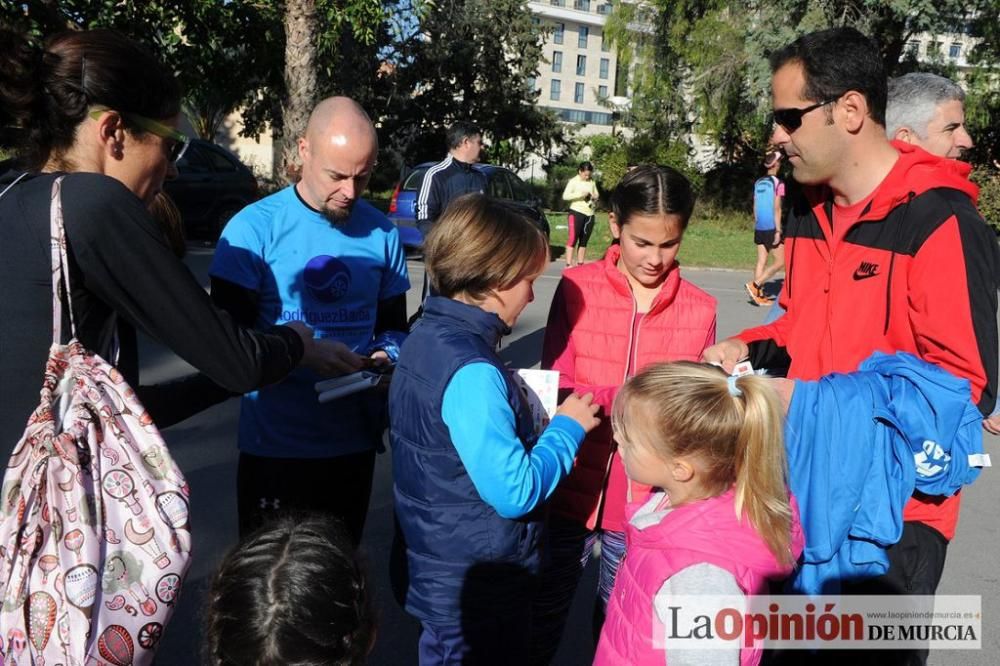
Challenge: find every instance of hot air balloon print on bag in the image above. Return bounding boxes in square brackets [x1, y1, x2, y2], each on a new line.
[155, 492, 190, 554]
[64, 564, 99, 615]
[124, 518, 169, 570]
[28, 591, 56, 664]
[38, 555, 58, 584]
[64, 528, 85, 565]
[95, 624, 134, 666]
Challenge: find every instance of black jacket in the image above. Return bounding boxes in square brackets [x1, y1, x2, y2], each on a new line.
[414, 155, 487, 235]
[0, 170, 302, 453]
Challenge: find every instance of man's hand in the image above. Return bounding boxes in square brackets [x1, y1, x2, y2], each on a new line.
[701, 338, 750, 374]
[983, 413, 1000, 435]
[307, 339, 366, 376]
[368, 350, 394, 395]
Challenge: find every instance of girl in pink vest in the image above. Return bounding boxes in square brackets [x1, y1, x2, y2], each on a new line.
[594, 362, 804, 665]
[531, 166, 717, 663]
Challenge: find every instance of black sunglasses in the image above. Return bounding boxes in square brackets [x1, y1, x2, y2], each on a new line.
[771, 99, 837, 132]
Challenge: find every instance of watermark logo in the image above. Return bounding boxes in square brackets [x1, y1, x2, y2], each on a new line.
[658, 595, 981, 651]
[304, 255, 351, 303]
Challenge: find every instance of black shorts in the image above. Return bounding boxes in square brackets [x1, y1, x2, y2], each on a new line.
[568, 212, 596, 248]
[754, 229, 781, 248]
[237, 449, 376, 545]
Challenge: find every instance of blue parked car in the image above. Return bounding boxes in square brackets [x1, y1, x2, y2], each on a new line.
[387, 162, 550, 248]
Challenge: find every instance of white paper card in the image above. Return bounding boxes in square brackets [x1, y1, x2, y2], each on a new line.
[513, 369, 560, 433]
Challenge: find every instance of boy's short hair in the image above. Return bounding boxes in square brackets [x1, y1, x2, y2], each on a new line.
[204, 515, 373, 666]
[424, 193, 548, 302]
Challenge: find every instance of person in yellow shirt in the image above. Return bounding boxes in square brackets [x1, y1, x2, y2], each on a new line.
[562, 161, 599, 267]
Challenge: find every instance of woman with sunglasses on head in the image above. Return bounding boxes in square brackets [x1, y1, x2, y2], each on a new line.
[0, 28, 351, 455]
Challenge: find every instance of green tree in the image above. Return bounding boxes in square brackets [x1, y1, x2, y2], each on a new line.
[605, 0, 1000, 170]
[2, 1, 276, 141]
[378, 0, 563, 171]
[2, 1, 389, 180]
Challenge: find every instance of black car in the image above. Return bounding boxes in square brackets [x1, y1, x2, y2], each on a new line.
[164, 139, 258, 239]
[387, 162, 550, 247]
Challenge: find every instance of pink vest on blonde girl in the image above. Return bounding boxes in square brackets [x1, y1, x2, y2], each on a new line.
[594, 489, 805, 666]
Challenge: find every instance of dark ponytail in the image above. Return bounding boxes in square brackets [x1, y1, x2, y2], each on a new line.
[0, 28, 180, 170]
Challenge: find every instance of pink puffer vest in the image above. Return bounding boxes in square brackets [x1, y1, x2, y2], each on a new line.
[594, 490, 805, 666]
[541, 246, 717, 531]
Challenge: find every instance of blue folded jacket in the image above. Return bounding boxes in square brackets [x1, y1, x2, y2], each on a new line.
[785, 351, 986, 594]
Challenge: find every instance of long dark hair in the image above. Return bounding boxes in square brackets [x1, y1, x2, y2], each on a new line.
[204, 515, 375, 666]
[0, 28, 181, 170]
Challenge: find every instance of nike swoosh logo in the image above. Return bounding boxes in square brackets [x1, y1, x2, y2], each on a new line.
[853, 270, 880, 280]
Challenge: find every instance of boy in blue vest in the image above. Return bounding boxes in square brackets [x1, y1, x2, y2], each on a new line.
[390, 194, 601, 665]
[745, 150, 786, 306]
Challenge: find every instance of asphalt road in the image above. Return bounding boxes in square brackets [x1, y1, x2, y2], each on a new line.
[149, 246, 999, 665]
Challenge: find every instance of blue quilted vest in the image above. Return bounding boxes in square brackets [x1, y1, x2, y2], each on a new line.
[389, 296, 541, 622]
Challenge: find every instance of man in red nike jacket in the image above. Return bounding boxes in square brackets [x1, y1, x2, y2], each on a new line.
[704, 26, 999, 634]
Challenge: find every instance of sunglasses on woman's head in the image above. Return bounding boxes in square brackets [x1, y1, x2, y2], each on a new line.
[771, 99, 837, 132]
[88, 105, 191, 163]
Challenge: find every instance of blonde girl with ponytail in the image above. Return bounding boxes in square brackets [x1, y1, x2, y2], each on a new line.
[593, 362, 804, 666]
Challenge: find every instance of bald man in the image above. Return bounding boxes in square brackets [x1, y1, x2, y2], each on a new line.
[210, 97, 410, 541]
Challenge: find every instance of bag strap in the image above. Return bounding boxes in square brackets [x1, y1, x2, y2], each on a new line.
[50, 176, 77, 344]
[0, 172, 28, 200]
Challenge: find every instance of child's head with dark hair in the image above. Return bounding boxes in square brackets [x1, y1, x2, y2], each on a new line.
[606, 165, 695, 291]
[609, 164, 696, 231]
[205, 515, 374, 666]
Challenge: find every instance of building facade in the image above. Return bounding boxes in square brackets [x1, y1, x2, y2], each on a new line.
[528, 0, 628, 137]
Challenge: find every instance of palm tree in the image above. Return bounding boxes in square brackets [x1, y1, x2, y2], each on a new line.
[277, 0, 318, 182]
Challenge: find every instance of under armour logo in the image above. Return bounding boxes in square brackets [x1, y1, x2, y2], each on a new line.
[852, 261, 880, 280]
[258, 497, 281, 510]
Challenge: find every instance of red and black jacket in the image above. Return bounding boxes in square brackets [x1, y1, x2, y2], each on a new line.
[738, 141, 999, 540]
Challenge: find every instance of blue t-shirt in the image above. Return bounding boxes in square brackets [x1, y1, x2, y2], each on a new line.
[210, 186, 410, 458]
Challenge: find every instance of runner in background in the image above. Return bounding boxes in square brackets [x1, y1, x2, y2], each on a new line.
[746, 150, 785, 306]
